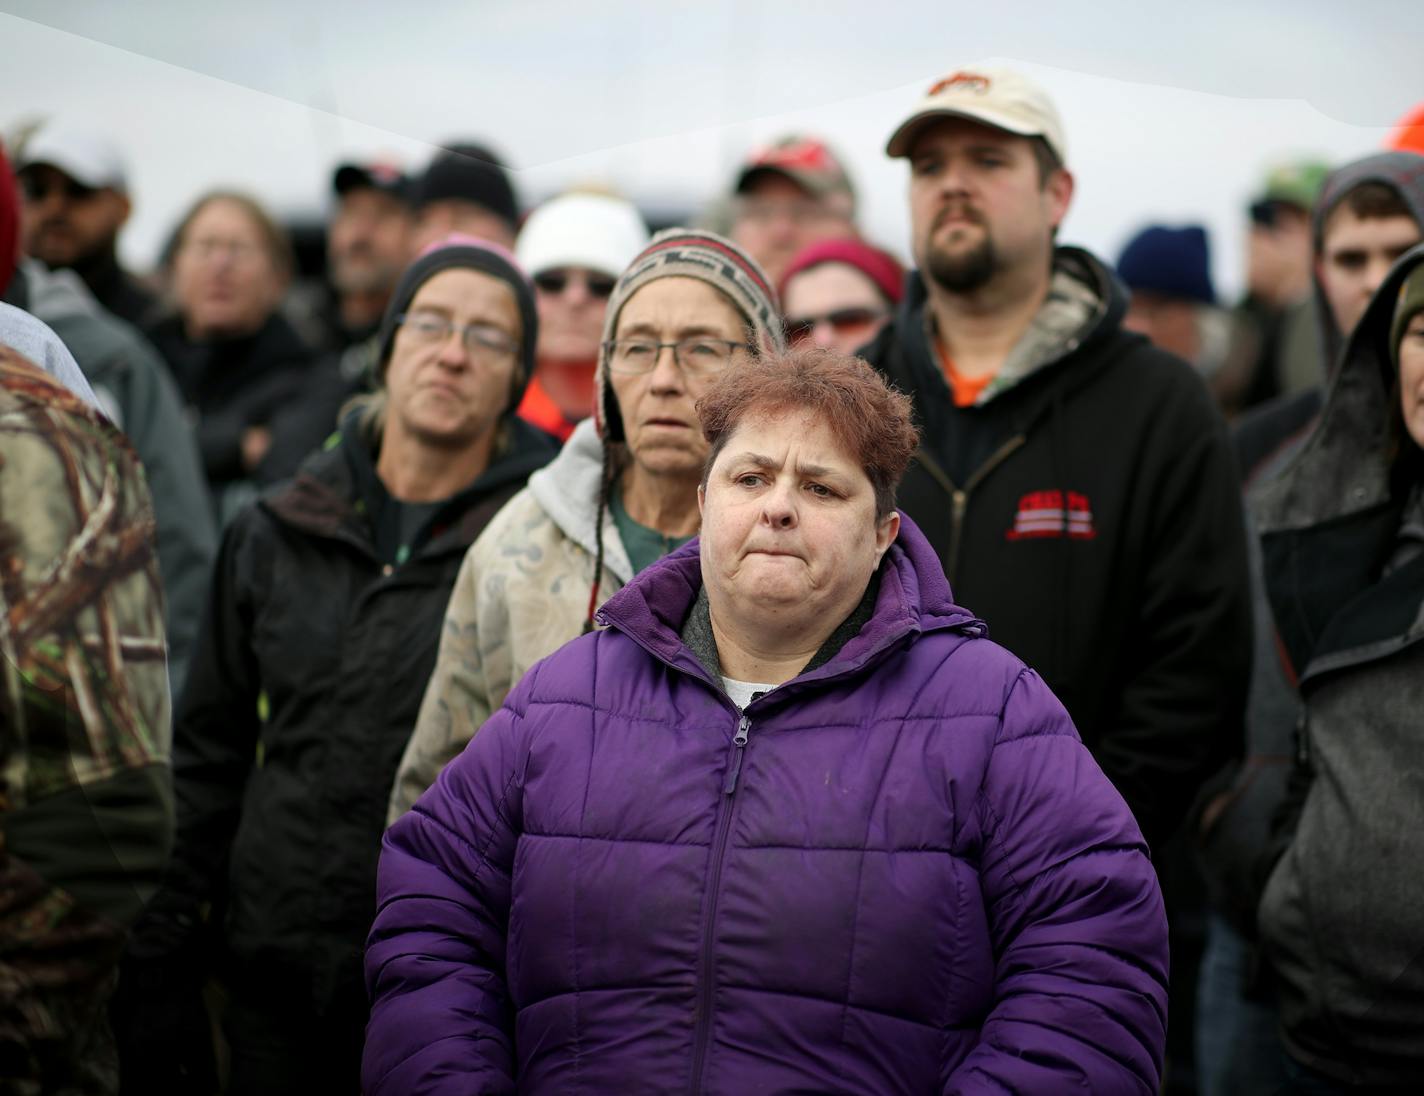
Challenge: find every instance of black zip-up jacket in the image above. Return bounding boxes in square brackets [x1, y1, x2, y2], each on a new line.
[139, 412, 554, 1012]
[860, 248, 1251, 847]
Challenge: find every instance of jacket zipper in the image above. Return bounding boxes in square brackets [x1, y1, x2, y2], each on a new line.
[921, 435, 1026, 579]
[689, 711, 751, 1094]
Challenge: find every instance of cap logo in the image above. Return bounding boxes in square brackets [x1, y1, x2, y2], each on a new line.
[753, 139, 832, 173]
[928, 72, 992, 97]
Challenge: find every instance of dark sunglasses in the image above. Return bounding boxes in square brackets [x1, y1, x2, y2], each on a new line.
[785, 307, 888, 344]
[533, 269, 617, 299]
[19, 174, 98, 204]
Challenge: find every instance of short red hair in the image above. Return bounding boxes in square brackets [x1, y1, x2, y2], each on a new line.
[697, 348, 919, 519]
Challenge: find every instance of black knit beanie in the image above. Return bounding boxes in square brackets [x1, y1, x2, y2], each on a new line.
[413, 143, 519, 233]
[374, 235, 538, 412]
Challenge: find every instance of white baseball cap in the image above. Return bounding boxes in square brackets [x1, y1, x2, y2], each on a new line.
[516, 192, 651, 280]
[886, 65, 1067, 166]
[19, 125, 129, 193]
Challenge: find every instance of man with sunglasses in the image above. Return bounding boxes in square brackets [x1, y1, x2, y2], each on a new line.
[18, 125, 159, 329]
[514, 191, 649, 440]
[125, 236, 555, 1094]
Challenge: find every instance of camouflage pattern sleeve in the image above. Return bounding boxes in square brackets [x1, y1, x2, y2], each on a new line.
[0, 347, 173, 1095]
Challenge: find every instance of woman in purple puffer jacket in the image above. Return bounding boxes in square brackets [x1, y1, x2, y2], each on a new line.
[365, 348, 1169, 1094]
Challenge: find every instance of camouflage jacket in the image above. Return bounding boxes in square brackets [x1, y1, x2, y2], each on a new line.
[0, 347, 173, 1095]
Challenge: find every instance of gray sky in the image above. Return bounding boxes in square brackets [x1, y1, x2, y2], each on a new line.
[4, 0, 1420, 296]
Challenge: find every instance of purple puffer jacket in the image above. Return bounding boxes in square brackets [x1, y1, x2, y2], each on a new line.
[365, 516, 1168, 1094]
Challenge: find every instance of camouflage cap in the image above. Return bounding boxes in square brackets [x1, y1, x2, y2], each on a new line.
[1254, 159, 1330, 212]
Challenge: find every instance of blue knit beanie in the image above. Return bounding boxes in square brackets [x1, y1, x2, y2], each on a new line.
[1116, 225, 1216, 306]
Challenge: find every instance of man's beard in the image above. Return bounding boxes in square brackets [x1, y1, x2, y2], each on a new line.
[331, 251, 401, 295]
[925, 234, 997, 294]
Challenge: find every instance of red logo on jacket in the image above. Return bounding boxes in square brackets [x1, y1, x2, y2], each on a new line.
[1005, 490, 1097, 541]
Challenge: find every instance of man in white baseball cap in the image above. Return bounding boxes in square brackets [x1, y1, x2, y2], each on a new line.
[513, 190, 650, 440]
[17, 125, 158, 328]
[860, 61, 1250, 860]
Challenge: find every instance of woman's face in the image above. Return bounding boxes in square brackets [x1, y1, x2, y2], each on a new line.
[782, 262, 891, 356]
[608, 277, 749, 482]
[1400, 312, 1424, 451]
[172, 198, 285, 339]
[698, 408, 898, 627]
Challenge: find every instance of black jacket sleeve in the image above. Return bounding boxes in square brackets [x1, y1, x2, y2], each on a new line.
[131, 512, 264, 958]
[1097, 378, 1253, 848]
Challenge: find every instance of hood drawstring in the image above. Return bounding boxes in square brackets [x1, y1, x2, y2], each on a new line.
[584, 444, 617, 633]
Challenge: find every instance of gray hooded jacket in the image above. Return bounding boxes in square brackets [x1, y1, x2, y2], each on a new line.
[1254, 243, 1424, 1086]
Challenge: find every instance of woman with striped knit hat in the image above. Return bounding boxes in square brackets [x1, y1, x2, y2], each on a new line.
[388, 228, 783, 820]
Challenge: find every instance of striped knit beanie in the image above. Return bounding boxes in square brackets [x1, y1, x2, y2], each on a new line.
[594, 228, 785, 442]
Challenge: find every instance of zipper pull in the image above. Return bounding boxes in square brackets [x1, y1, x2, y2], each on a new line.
[723, 714, 751, 794]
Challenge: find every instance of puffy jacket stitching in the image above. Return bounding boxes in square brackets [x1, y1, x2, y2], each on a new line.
[835, 714, 905, 1077]
[973, 670, 1033, 901]
[569, 640, 602, 1093]
[407, 770, 520, 885]
[518, 696, 1006, 724]
[519, 981, 962, 1029]
[374, 1030, 508, 1092]
[990, 988, 1154, 1087]
[524, 833, 968, 854]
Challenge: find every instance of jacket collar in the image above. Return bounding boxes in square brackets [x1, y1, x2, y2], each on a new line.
[263, 408, 555, 559]
[898, 245, 1122, 403]
[595, 512, 985, 692]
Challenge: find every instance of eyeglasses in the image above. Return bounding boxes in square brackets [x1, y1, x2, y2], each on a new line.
[533, 269, 617, 299]
[397, 311, 519, 359]
[785, 307, 888, 345]
[19, 174, 98, 204]
[179, 237, 264, 265]
[603, 337, 751, 376]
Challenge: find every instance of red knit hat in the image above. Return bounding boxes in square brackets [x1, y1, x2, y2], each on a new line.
[778, 238, 905, 308]
[0, 146, 18, 297]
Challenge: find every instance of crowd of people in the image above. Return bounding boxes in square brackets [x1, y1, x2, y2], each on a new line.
[2, 64, 1422, 1095]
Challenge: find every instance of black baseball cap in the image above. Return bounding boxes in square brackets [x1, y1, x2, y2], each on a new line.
[333, 161, 413, 204]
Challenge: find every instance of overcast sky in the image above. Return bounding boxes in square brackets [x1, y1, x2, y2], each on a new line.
[4, 1, 1420, 297]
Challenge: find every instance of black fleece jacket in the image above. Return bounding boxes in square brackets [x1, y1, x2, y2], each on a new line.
[860, 248, 1251, 847]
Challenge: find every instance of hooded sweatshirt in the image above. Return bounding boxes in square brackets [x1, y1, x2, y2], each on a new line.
[860, 246, 1251, 848]
[1253, 243, 1424, 1086]
[1234, 151, 1424, 483]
